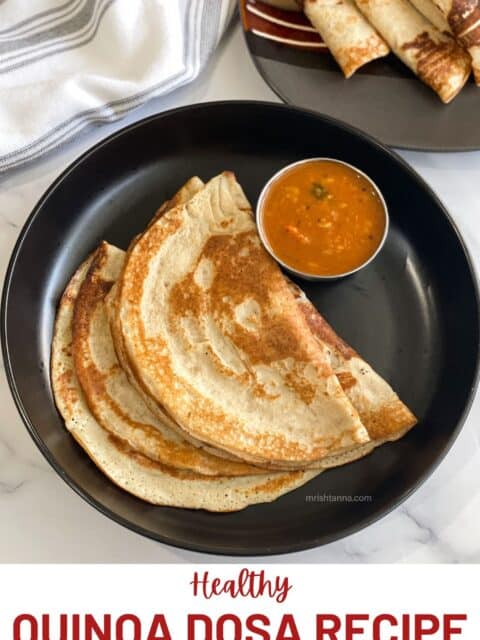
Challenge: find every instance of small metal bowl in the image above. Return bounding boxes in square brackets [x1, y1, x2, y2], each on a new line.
[256, 158, 389, 281]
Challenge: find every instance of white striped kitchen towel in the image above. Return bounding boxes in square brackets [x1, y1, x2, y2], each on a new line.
[0, 0, 237, 172]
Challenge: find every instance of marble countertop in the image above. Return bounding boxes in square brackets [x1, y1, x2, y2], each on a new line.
[1, 22, 479, 564]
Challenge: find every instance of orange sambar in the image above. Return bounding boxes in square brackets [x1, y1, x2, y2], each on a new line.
[260, 160, 387, 276]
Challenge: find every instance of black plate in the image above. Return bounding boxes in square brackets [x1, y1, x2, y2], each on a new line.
[2, 101, 479, 555]
[241, 2, 480, 151]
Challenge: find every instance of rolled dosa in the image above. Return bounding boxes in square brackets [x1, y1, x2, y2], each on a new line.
[430, 0, 480, 84]
[409, 0, 452, 33]
[301, 0, 390, 77]
[354, 0, 471, 102]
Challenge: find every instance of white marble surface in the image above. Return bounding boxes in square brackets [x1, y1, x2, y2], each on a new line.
[1, 22, 479, 564]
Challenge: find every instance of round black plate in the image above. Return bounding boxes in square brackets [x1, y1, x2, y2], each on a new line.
[241, 8, 480, 151]
[2, 102, 479, 555]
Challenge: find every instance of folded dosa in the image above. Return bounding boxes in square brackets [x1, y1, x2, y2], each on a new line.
[409, 0, 452, 33]
[301, 0, 390, 77]
[117, 172, 370, 468]
[151, 178, 416, 455]
[354, 0, 471, 102]
[111, 178, 392, 472]
[73, 242, 265, 476]
[430, 0, 480, 84]
[51, 258, 318, 511]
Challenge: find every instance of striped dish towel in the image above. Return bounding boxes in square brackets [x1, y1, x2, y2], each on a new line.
[0, 0, 236, 172]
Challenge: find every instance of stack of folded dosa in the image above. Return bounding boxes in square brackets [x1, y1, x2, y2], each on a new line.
[262, 0, 477, 102]
[52, 173, 417, 512]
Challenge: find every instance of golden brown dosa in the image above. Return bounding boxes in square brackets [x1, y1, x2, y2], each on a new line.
[116, 172, 370, 469]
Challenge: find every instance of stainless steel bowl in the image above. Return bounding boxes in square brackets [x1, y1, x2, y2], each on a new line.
[256, 158, 389, 281]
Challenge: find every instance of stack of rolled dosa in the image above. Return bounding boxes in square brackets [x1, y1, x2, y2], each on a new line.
[52, 172, 417, 512]
[263, 0, 479, 102]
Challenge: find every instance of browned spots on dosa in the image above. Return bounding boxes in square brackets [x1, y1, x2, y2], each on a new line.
[359, 400, 417, 441]
[283, 369, 317, 404]
[402, 31, 469, 92]
[336, 371, 358, 391]
[54, 369, 77, 413]
[247, 471, 306, 496]
[167, 231, 333, 406]
[62, 289, 77, 305]
[72, 246, 114, 347]
[170, 231, 314, 367]
[448, 0, 480, 38]
[57, 368, 73, 386]
[340, 35, 389, 77]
